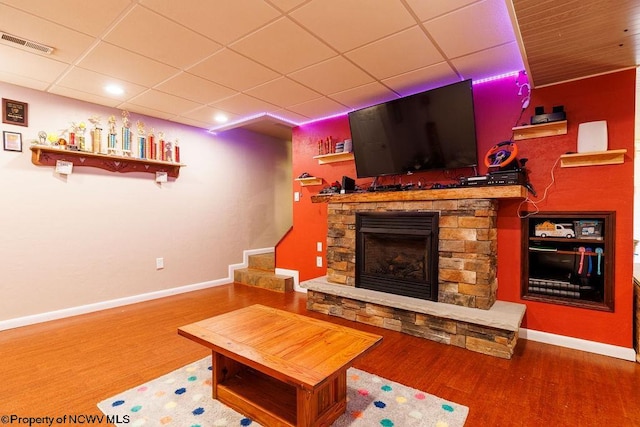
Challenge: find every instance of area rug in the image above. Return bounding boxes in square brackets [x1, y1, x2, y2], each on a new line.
[98, 356, 468, 427]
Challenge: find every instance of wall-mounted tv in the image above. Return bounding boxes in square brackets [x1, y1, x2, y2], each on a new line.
[348, 79, 478, 179]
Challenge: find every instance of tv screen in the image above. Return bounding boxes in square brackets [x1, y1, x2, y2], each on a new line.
[348, 80, 478, 179]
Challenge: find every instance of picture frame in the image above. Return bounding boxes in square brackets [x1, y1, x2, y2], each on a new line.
[3, 131, 23, 152]
[2, 98, 28, 127]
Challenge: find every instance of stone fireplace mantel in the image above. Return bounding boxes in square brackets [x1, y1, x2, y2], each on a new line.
[306, 185, 528, 358]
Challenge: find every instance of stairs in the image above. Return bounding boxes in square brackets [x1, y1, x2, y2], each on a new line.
[233, 252, 294, 293]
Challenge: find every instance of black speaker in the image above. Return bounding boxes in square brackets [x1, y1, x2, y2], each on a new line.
[341, 176, 355, 193]
[534, 106, 545, 115]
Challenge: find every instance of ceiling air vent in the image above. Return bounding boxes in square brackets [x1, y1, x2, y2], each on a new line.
[0, 32, 54, 54]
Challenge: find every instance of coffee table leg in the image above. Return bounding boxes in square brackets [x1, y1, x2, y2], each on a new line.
[296, 371, 347, 427]
[211, 350, 243, 399]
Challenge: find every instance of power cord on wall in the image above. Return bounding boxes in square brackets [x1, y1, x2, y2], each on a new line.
[517, 154, 562, 218]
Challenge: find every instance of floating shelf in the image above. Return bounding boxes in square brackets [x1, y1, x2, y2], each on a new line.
[312, 152, 354, 164]
[30, 145, 185, 178]
[559, 149, 627, 168]
[512, 120, 567, 141]
[294, 176, 323, 186]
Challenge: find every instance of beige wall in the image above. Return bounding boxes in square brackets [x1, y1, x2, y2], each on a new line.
[0, 82, 292, 323]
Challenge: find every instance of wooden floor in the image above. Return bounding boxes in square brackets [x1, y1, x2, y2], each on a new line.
[1, 283, 638, 426]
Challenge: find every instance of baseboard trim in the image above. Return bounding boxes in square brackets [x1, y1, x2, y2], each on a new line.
[1, 247, 275, 332]
[520, 328, 637, 362]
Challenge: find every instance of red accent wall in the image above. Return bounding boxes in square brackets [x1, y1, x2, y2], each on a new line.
[277, 70, 635, 348]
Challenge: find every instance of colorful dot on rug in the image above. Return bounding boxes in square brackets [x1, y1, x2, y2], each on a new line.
[374, 400, 386, 408]
[131, 405, 142, 412]
[380, 419, 394, 426]
[111, 400, 125, 407]
[442, 404, 454, 412]
[188, 376, 197, 382]
[240, 418, 253, 426]
[192, 407, 205, 415]
[381, 385, 392, 392]
[175, 387, 186, 395]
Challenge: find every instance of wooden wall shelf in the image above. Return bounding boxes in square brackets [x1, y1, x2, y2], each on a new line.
[294, 177, 322, 186]
[312, 152, 354, 164]
[30, 145, 185, 178]
[512, 120, 567, 141]
[559, 149, 627, 168]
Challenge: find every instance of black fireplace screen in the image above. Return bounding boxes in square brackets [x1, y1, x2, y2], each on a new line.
[356, 212, 439, 301]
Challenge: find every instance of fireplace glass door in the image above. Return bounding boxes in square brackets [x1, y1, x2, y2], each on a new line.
[356, 212, 439, 301]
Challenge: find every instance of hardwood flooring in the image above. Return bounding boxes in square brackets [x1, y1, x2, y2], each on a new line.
[1, 283, 638, 426]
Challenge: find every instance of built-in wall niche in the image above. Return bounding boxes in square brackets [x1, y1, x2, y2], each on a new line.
[522, 211, 615, 311]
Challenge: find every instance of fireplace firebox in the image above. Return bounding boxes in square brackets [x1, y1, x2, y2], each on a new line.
[355, 212, 439, 301]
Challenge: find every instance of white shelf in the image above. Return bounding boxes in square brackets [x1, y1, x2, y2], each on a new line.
[312, 152, 354, 164]
[559, 149, 627, 168]
[512, 121, 567, 140]
[295, 177, 322, 186]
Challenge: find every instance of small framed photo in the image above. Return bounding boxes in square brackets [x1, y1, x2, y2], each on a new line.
[2, 98, 28, 127]
[3, 131, 23, 152]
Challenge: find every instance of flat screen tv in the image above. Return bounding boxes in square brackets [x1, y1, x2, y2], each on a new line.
[348, 79, 478, 179]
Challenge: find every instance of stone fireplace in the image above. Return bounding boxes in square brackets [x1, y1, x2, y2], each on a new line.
[302, 187, 527, 359]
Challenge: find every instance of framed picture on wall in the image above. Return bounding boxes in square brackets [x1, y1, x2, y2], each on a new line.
[2, 98, 28, 127]
[3, 131, 22, 152]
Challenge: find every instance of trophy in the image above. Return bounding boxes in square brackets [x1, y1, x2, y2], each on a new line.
[121, 110, 132, 157]
[136, 120, 146, 159]
[107, 115, 118, 155]
[88, 115, 102, 154]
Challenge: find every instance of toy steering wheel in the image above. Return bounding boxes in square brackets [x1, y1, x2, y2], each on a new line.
[484, 141, 518, 168]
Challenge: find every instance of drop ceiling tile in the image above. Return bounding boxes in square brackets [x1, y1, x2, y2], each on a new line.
[289, 56, 374, 94]
[230, 18, 335, 74]
[405, 0, 479, 21]
[77, 42, 179, 87]
[287, 96, 351, 119]
[268, 0, 308, 12]
[104, 6, 222, 69]
[116, 102, 175, 121]
[330, 82, 399, 110]
[187, 49, 279, 92]
[245, 77, 321, 108]
[55, 67, 147, 101]
[382, 62, 460, 96]
[0, 0, 132, 37]
[0, 4, 95, 63]
[291, 0, 417, 52]
[140, 0, 281, 44]
[0, 71, 50, 91]
[346, 26, 443, 80]
[171, 116, 216, 129]
[180, 105, 240, 125]
[212, 93, 280, 116]
[154, 73, 237, 105]
[451, 42, 524, 81]
[0, 44, 68, 83]
[424, 0, 516, 58]
[48, 86, 123, 108]
[127, 90, 201, 116]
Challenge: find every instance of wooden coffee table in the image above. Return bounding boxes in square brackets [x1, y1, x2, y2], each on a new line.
[178, 304, 382, 427]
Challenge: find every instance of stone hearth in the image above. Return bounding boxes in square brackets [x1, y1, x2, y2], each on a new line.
[303, 186, 527, 359]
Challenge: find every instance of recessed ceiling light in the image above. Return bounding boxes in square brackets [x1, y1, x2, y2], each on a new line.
[104, 84, 124, 95]
[214, 113, 229, 123]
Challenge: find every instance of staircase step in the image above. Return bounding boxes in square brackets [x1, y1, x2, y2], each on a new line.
[234, 267, 293, 293]
[248, 252, 275, 271]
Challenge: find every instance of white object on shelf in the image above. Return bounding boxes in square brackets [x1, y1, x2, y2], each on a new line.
[577, 120, 608, 153]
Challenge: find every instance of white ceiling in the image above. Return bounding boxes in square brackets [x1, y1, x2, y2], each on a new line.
[0, 1, 635, 139]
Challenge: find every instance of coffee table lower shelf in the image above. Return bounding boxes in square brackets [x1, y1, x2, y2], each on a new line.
[218, 367, 297, 426]
[214, 353, 347, 427]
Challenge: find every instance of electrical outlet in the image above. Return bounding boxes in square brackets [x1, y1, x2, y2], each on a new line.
[156, 257, 164, 270]
[316, 242, 322, 252]
[316, 256, 323, 267]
